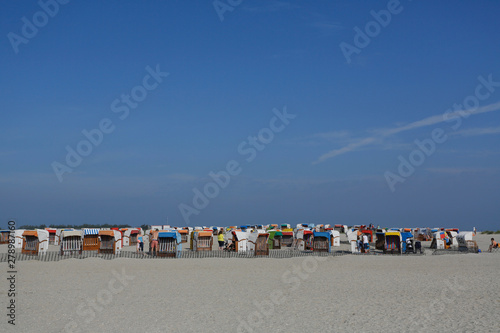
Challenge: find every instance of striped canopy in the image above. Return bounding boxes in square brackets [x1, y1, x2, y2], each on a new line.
[84, 229, 99, 235]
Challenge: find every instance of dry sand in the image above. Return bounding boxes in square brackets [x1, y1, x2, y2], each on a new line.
[1, 234, 499, 332]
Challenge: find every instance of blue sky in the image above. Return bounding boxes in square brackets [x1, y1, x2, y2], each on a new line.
[1, 0, 499, 230]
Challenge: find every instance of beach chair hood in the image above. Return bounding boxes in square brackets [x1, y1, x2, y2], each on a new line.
[84, 228, 99, 235]
[61, 230, 82, 238]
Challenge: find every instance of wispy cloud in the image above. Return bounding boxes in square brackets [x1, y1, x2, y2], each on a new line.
[454, 126, 500, 137]
[312, 137, 377, 164]
[288, 130, 356, 148]
[312, 101, 500, 164]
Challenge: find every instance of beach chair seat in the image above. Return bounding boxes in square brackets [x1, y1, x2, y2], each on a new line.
[61, 235, 82, 255]
[465, 240, 478, 253]
[99, 235, 116, 254]
[158, 237, 176, 257]
[255, 235, 269, 256]
[23, 235, 39, 255]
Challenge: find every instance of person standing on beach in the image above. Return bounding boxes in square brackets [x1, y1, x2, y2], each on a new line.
[357, 235, 363, 253]
[137, 235, 144, 253]
[363, 233, 370, 253]
[150, 229, 159, 256]
[218, 230, 225, 250]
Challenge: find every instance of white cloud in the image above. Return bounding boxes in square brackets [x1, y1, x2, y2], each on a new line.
[312, 101, 500, 164]
[455, 126, 500, 137]
[312, 137, 376, 165]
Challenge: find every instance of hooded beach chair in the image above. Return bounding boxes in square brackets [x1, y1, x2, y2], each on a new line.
[430, 231, 446, 249]
[296, 229, 314, 251]
[98, 230, 121, 254]
[248, 231, 269, 256]
[232, 230, 249, 253]
[21, 230, 49, 255]
[313, 231, 331, 253]
[195, 230, 213, 251]
[45, 229, 57, 245]
[375, 231, 386, 250]
[456, 232, 477, 253]
[268, 231, 282, 249]
[60, 230, 83, 255]
[157, 231, 182, 257]
[82, 228, 100, 251]
[122, 228, 141, 246]
[281, 229, 294, 247]
[347, 229, 360, 253]
[327, 229, 341, 247]
[384, 231, 401, 254]
[178, 228, 189, 243]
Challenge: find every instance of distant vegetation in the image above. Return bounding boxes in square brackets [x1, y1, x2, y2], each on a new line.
[481, 230, 500, 234]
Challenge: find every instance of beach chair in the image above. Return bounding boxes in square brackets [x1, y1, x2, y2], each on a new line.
[281, 231, 294, 247]
[248, 231, 269, 256]
[456, 232, 478, 253]
[430, 231, 446, 249]
[269, 231, 282, 249]
[45, 229, 57, 245]
[313, 232, 331, 253]
[21, 230, 49, 255]
[121, 228, 141, 247]
[255, 233, 269, 256]
[157, 231, 182, 257]
[232, 230, 249, 253]
[129, 229, 141, 246]
[178, 229, 189, 243]
[193, 231, 213, 251]
[401, 232, 415, 254]
[82, 229, 100, 251]
[384, 232, 401, 254]
[22, 231, 39, 255]
[375, 231, 386, 250]
[295, 229, 314, 251]
[347, 229, 360, 253]
[327, 229, 341, 247]
[60, 230, 83, 255]
[98, 230, 119, 254]
[303, 230, 314, 251]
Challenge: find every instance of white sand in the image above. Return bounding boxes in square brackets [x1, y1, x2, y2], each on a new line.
[1, 234, 499, 332]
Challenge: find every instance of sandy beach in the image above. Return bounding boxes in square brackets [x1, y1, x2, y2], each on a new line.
[1, 233, 499, 333]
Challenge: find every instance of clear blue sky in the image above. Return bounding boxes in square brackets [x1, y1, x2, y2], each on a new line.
[1, 0, 499, 230]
